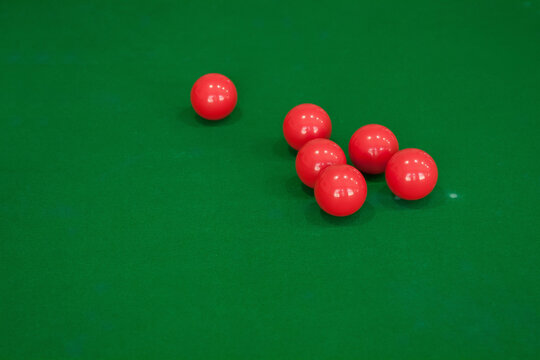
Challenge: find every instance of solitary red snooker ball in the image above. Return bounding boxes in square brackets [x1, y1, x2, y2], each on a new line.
[283, 103, 332, 150]
[385, 148, 438, 200]
[349, 124, 399, 174]
[190, 73, 237, 120]
[295, 138, 347, 188]
[314, 164, 367, 217]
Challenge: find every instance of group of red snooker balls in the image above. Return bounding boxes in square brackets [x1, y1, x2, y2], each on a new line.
[191, 73, 438, 217]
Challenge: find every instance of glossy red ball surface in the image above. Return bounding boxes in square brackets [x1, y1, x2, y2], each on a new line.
[190, 73, 237, 120]
[349, 124, 399, 174]
[283, 104, 332, 150]
[295, 139, 347, 188]
[314, 164, 367, 217]
[385, 148, 438, 200]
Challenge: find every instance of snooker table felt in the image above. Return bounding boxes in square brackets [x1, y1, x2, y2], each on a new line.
[1, 0, 539, 358]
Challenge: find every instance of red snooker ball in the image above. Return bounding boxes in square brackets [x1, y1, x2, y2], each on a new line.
[385, 148, 438, 200]
[349, 124, 399, 174]
[295, 139, 347, 188]
[314, 164, 367, 217]
[283, 104, 332, 150]
[190, 73, 237, 120]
